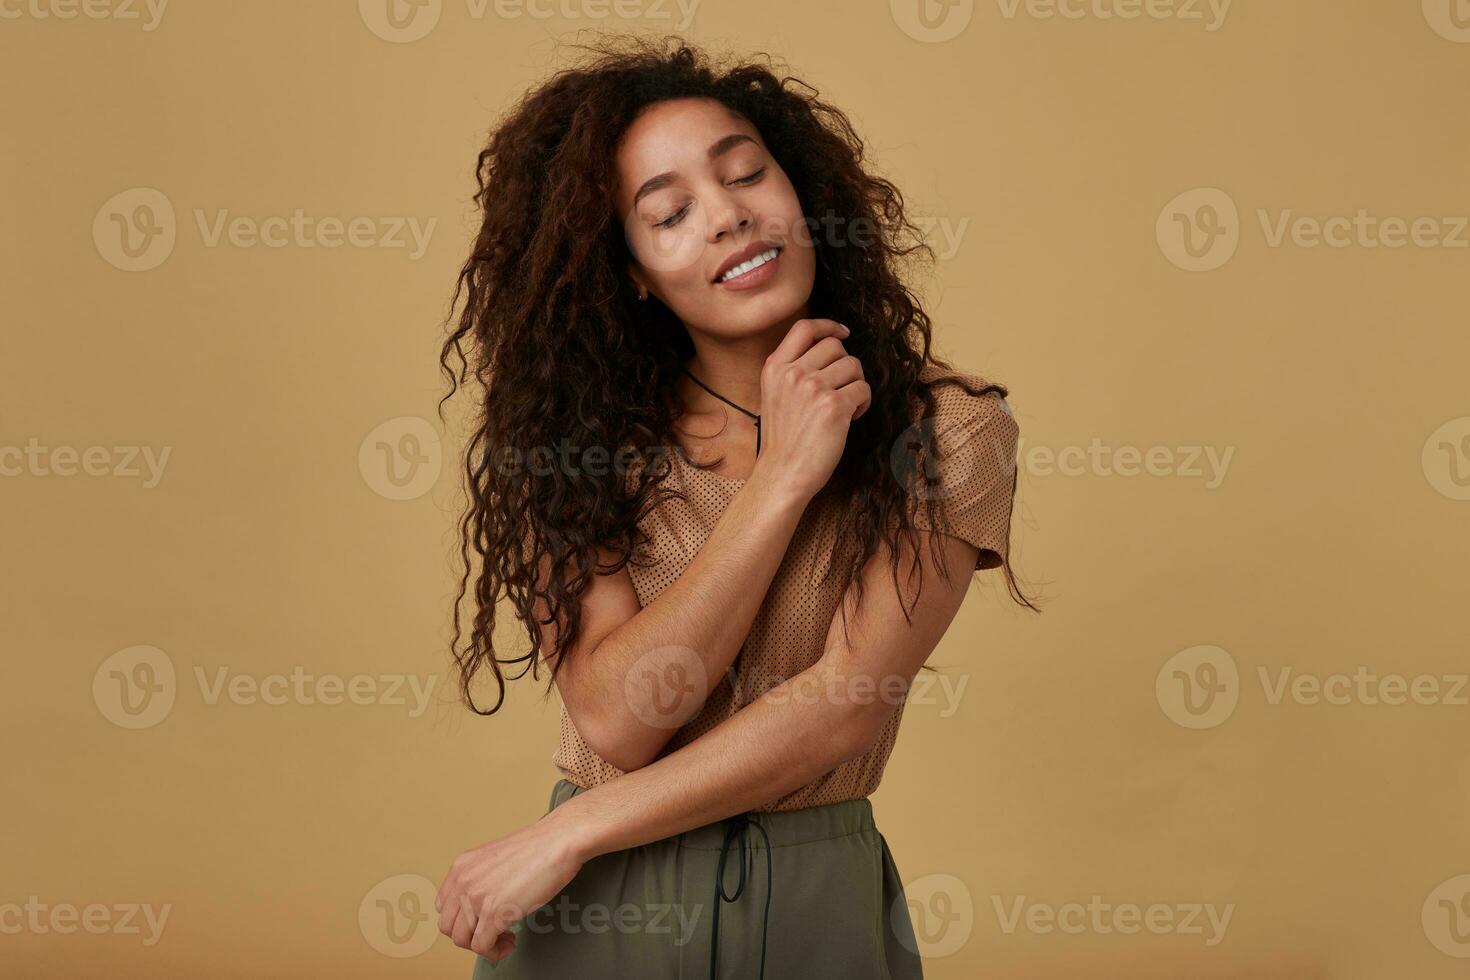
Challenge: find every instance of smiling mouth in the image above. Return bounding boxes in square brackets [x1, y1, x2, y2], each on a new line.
[714, 246, 782, 284]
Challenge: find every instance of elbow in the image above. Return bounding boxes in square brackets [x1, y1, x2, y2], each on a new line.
[593, 740, 661, 775]
[804, 660, 898, 770]
[574, 712, 668, 774]
[825, 704, 888, 769]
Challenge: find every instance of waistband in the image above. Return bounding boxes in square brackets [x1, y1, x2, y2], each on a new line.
[545, 778, 876, 980]
[545, 778, 877, 850]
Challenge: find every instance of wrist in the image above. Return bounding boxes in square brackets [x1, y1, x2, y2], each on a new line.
[744, 459, 813, 513]
[538, 792, 609, 865]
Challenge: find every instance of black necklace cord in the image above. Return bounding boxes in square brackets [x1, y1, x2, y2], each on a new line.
[679, 366, 761, 456]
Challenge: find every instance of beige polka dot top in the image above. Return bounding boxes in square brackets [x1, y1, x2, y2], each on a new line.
[551, 361, 1020, 812]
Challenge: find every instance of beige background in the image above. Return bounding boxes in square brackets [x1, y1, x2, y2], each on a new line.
[4, 1, 1469, 977]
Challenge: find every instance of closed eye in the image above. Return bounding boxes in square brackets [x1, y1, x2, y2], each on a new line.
[653, 168, 768, 229]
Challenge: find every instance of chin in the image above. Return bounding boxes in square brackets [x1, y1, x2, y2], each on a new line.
[719, 290, 808, 335]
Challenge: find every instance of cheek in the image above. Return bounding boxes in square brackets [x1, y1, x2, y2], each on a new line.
[626, 208, 709, 283]
[764, 185, 811, 249]
[761, 175, 806, 232]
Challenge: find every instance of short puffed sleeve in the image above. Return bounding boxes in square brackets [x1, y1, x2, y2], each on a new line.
[893, 373, 1020, 571]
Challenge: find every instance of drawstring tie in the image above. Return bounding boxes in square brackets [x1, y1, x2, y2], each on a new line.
[708, 812, 773, 980]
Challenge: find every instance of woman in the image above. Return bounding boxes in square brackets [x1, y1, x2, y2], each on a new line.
[433, 35, 1034, 979]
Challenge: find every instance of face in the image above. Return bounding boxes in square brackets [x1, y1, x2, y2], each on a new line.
[613, 97, 816, 341]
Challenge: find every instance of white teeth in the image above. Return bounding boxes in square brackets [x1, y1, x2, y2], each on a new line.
[718, 247, 779, 283]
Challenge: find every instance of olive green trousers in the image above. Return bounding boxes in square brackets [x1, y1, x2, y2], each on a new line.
[472, 778, 924, 980]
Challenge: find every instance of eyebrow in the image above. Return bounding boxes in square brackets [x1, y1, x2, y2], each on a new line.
[630, 133, 759, 209]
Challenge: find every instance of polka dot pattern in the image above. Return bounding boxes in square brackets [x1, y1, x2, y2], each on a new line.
[551, 362, 1020, 812]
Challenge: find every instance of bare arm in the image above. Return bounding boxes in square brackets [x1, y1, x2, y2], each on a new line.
[539, 318, 868, 772]
[540, 469, 810, 772]
[436, 364, 1018, 961]
[547, 526, 981, 860]
[435, 524, 982, 957]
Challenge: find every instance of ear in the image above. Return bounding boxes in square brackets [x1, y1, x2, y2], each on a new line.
[626, 265, 650, 300]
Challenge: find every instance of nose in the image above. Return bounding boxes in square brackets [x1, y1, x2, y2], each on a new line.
[706, 185, 754, 244]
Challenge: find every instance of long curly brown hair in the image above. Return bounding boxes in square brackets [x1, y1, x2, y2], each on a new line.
[437, 34, 1035, 716]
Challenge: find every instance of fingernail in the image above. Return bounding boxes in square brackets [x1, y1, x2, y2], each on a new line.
[840, 323, 851, 336]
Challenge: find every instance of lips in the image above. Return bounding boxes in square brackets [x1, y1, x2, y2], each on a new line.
[712, 240, 783, 283]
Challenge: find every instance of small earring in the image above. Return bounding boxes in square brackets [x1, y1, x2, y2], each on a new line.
[638, 289, 648, 301]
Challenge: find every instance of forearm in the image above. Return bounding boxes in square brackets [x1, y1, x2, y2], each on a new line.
[568, 463, 811, 769]
[545, 656, 888, 861]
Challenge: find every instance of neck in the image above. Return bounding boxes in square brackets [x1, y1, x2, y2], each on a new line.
[679, 306, 809, 413]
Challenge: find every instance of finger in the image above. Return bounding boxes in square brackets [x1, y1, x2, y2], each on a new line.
[436, 881, 460, 935]
[793, 336, 850, 375]
[814, 354, 863, 391]
[483, 931, 517, 964]
[471, 909, 519, 958]
[469, 904, 508, 954]
[836, 379, 872, 420]
[450, 896, 478, 949]
[768, 318, 848, 366]
[435, 870, 451, 916]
